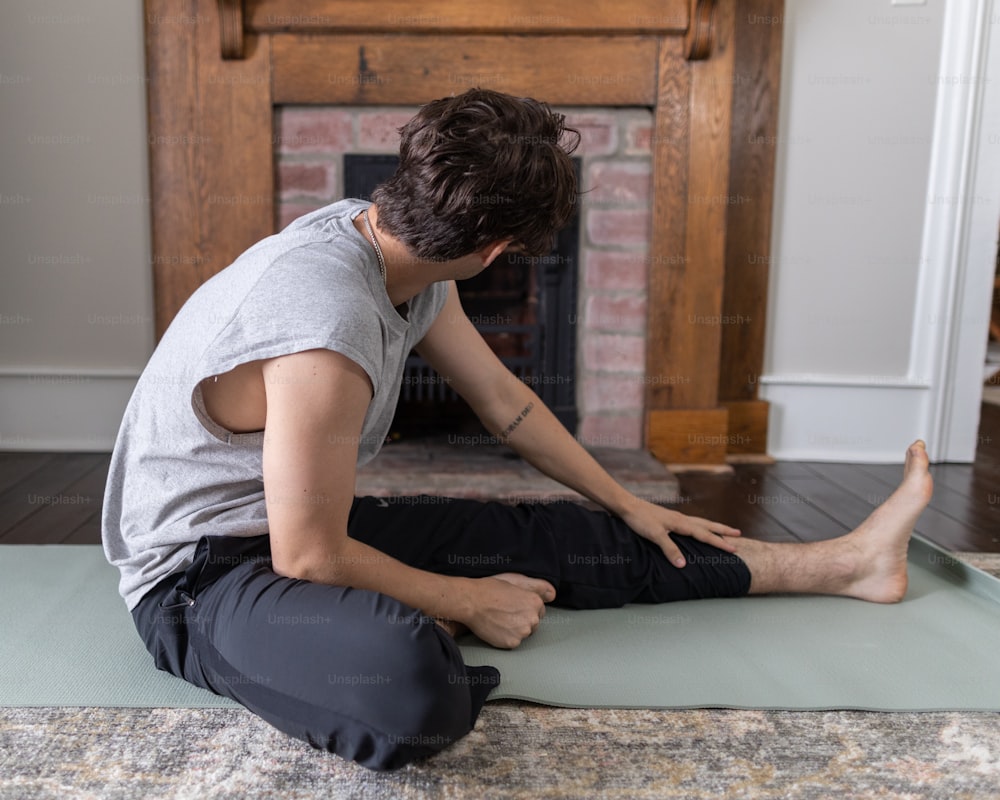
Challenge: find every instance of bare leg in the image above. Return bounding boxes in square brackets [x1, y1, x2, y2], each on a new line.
[729, 441, 933, 603]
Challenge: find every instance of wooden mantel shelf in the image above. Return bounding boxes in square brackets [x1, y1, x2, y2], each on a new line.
[245, 0, 689, 36]
[145, 0, 784, 463]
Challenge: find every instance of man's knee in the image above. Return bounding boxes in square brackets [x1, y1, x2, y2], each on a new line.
[647, 534, 752, 601]
[317, 624, 480, 770]
[386, 637, 472, 761]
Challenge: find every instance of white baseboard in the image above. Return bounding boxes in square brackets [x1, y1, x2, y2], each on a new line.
[0, 370, 138, 451]
[758, 375, 944, 463]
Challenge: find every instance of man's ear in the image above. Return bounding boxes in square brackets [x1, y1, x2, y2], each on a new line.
[479, 240, 514, 268]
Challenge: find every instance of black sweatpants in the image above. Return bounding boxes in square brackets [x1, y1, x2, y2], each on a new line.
[131, 496, 751, 771]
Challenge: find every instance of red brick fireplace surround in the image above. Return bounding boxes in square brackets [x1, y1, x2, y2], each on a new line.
[143, 0, 784, 464]
[275, 106, 655, 448]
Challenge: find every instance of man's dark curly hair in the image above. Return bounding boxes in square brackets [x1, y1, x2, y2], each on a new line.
[370, 88, 580, 260]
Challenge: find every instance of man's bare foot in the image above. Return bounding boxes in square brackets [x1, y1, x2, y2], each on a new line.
[838, 440, 933, 603]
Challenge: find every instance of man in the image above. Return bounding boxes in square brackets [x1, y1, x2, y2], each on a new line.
[103, 88, 933, 771]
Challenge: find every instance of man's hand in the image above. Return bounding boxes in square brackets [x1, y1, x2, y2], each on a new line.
[620, 499, 742, 569]
[462, 573, 556, 649]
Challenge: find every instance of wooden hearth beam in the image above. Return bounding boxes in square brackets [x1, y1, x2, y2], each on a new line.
[717, 0, 785, 455]
[271, 34, 659, 106]
[645, 0, 735, 464]
[146, 0, 274, 338]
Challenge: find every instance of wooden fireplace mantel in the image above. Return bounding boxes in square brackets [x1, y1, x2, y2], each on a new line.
[144, 0, 784, 464]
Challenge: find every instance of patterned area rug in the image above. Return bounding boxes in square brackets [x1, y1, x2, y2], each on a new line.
[3, 706, 999, 799]
[3, 555, 999, 800]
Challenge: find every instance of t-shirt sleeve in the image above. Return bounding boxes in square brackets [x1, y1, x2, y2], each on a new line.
[409, 279, 451, 342]
[197, 245, 385, 394]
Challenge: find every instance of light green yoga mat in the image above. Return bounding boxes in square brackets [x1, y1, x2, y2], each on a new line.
[1, 538, 999, 710]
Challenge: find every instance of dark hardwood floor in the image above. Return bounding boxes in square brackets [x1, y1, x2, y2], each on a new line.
[1, 404, 998, 552]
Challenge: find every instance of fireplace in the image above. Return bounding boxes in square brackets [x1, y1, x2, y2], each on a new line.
[343, 154, 581, 436]
[275, 106, 655, 448]
[144, 0, 783, 462]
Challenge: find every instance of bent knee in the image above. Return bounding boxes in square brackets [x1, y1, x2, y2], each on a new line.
[317, 626, 477, 770]
[378, 631, 475, 763]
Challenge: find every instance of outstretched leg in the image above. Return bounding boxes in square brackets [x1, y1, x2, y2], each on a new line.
[345, 441, 933, 609]
[729, 440, 933, 602]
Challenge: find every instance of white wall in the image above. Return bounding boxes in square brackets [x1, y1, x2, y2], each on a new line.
[760, 0, 1000, 462]
[767, 0, 944, 377]
[0, 0, 153, 450]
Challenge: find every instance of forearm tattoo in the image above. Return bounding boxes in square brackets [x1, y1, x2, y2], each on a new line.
[498, 401, 534, 442]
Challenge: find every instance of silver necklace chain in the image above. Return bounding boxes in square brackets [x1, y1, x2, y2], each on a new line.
[362, 209, 387, 284]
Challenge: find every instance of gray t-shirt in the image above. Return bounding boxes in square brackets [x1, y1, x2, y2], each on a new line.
[102, 199, 449, 610]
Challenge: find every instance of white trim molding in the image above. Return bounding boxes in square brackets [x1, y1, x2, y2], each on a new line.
[0, 369, 139, 451]
[759, 375, 932, 462]
[758, 374, 931, 390]
[911, 0, 1000, 463]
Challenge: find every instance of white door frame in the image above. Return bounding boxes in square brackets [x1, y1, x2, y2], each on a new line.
[916, 0, 1000, 462]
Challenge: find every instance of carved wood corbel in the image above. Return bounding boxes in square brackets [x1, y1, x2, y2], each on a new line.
[685, 0, 717, 60]
[218, 0, 245, 59]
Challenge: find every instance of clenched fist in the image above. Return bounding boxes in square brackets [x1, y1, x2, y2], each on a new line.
[463, 572, 556, 649]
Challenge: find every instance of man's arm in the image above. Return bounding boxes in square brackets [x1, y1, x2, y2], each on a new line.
[260, 348, 553, 648]
[416, 283, 742, 567]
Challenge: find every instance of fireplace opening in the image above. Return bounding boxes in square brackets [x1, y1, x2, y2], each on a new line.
[344, 154, 581, 438]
